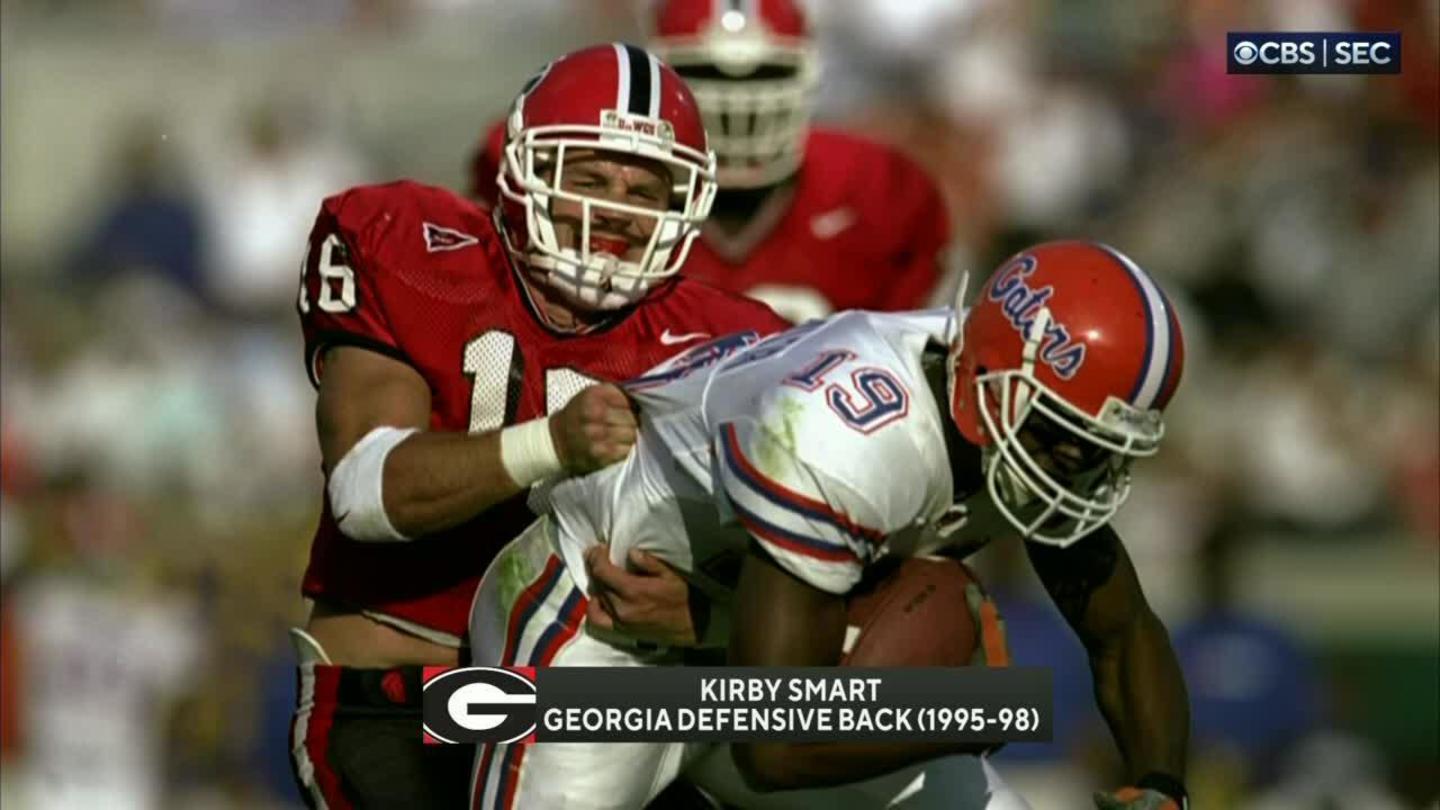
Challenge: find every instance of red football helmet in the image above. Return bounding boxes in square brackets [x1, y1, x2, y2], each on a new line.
[497, 43, 717, 310]
[651, 0, 818, 189]
[947, 242, 1186, 546]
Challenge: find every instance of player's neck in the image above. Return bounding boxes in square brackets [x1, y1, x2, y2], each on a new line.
[922, 349, 983, 490]
[514, 270, 611, 334]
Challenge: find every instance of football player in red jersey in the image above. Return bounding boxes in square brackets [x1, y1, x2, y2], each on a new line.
[288, 43, 788, 808]
[468, 0, 956, 324]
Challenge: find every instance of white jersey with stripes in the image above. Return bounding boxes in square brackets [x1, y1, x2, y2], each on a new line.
[546, 308, 960, 600]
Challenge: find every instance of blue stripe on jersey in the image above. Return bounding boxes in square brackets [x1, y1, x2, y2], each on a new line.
[729, 496, 858, 563]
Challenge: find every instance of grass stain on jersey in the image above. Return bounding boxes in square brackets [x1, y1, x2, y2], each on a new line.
[755, 397, 807, 474]
[495, 541, 537, 617]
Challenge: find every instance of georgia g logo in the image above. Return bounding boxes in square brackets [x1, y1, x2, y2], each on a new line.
[422, 667, 537, 744]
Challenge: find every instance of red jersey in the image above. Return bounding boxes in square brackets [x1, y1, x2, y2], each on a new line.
[683, 129, 952, 321]
[471, 125, 951, 322]
[297, 180, 787, 640]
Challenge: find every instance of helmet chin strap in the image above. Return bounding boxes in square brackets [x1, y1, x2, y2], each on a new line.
[947, 270, 971, 348]
[943, 270, 972, 415]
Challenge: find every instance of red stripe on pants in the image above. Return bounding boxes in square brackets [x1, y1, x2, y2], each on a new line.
[303, 666, 354, 809]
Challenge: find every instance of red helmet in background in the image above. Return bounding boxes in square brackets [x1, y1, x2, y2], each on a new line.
[467, 119, 507, 208]
[497, 43, 718, 310]
[947, 241, 1186, 546]
[651, 0, 818, 189]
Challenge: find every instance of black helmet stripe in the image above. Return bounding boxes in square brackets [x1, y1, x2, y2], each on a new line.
[623, 43, 653, 115]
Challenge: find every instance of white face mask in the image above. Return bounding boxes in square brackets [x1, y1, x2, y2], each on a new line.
[685, 69, 816, 188]
[976, 369, 1153, 547]
[963, 304, 1160, 547]
[985, 445, 1035, 508]
[497, 119, 717, 310]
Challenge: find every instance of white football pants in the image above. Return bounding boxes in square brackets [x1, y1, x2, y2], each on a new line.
[468, 516, 1030, 810]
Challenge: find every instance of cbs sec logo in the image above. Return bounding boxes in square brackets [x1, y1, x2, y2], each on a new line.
[1227, 32, 1401, 74]
[422, 667, 537, 745]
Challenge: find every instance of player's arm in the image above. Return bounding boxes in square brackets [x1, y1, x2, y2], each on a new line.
[728, 543, 988, 792]
[316, 347, 637, 539]
[719, 408, 984, 791]
[1025, 526, 1190, 796]
[302, 187, 639, 542]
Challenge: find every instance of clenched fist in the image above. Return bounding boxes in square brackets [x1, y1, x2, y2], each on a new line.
[550, 383, 639, 474]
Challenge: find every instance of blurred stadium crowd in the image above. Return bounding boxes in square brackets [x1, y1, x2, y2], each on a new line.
[0, 0, 1436, 807]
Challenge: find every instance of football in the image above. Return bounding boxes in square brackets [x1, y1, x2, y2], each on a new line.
[840, 557, 982, 667]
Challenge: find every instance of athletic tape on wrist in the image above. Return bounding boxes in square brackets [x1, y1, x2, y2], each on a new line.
[500, 417, 563, 488]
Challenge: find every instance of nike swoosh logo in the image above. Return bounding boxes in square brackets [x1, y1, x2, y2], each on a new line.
[659, 329, 711, 346]
[810, 207, 856, 240]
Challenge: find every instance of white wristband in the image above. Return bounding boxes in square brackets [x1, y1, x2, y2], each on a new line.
[500, 417, 563, 488]
[328, 425, 419, 543]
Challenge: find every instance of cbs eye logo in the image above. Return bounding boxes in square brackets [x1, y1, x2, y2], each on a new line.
[1233, 41, 1259, 65]
[422, 667, 537, 744]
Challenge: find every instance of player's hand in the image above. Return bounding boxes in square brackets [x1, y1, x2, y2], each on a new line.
[964, 583, 1011, 667]
[584, 546, 698, 647]
[550, 384, 639, 475]
[1092, 788, 1181, 809]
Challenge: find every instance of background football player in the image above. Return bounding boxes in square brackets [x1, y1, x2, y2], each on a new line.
[469, 0, 957, 323]
[469, 241, 1190, 810]
[288, 43, 786, 807]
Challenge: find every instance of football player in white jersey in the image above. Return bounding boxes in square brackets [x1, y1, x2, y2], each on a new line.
[469, 241, 1192, 810]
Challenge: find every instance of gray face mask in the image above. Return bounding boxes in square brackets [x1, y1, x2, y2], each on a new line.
[656, 38, 819, 190]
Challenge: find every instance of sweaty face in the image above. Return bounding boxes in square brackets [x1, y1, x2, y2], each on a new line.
[547, 148, 675, 263]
